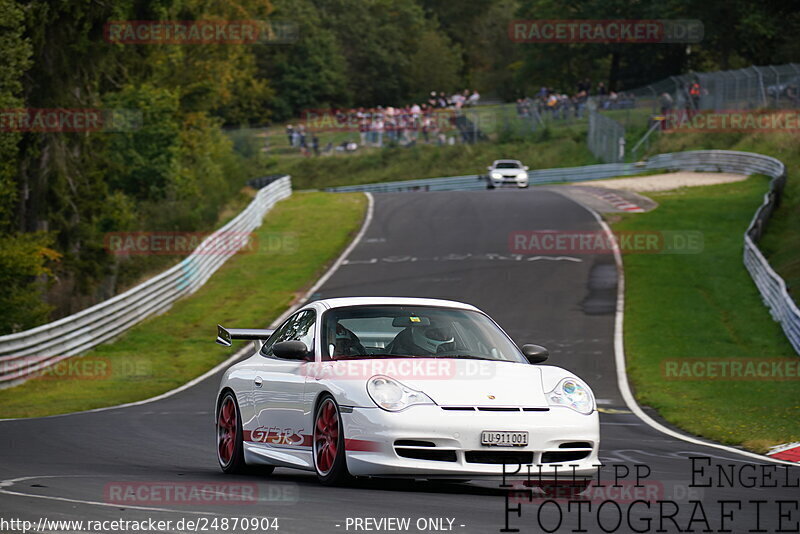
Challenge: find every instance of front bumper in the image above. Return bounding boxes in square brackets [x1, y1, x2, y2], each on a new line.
[342, 405, 599, 478]
[491, 176, 528, 187]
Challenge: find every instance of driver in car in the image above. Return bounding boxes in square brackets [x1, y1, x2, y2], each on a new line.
[386, 324, 456, 356]
[331, 322, 366, 357]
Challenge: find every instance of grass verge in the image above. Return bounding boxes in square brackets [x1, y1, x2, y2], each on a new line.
[646, 127, 800, 302]
[613, 177, 800, 452]
[0, 192, 366, 419]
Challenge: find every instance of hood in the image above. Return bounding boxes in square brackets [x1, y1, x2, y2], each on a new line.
[358, 358, 548, 407]
[495, 169, 526, 176]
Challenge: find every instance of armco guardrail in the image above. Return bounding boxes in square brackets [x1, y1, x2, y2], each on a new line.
[0, 176, 292, 388]
[327, 150, 799, 355]
[325, 163, 646, 193]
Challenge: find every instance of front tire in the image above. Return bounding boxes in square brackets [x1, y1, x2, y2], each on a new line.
[313, 395, 352, 485]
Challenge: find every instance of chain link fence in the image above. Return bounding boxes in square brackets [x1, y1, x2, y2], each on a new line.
[588, 108, 626, 163]
[631, 63, 800, 113]
[588, 63, 800, 163]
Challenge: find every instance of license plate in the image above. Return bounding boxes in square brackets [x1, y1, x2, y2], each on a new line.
[480, 431, 528, 447]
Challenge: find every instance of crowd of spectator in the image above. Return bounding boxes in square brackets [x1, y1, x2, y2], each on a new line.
[515, 79, 636, 121]
[284, 89, 482, 155]
[278, 83, 643, 156]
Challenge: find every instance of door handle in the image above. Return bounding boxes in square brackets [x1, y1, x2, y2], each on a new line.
[254, 376, 263, 388]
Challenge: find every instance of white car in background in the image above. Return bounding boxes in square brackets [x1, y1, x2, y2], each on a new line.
[214, 297, 599, 488]
[487, 159, 529, 188]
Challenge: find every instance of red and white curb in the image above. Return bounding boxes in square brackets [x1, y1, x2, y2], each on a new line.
[767, 442, 800, 463]
[595, 191, 645, 212]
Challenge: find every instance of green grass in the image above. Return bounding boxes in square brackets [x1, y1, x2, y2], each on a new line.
[0, 192, 366, 419]
[263, 132, 594, 190]
[614, 177, 800, 452]
[647, 127, 800, 304]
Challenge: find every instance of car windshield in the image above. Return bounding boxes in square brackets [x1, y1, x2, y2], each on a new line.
[322, 305, 525, 363]
[495, 162, 521, 169]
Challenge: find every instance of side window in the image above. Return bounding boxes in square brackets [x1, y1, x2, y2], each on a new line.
[261, 310, 316, 358]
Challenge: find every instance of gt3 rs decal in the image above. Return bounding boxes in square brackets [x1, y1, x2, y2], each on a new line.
[243, 427, 381, 452]
[244, 427, 311, 447]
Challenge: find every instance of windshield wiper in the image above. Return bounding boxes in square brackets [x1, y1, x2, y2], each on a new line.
[330, 354, 427, 360]
[330, 354, 492, 361]
[431, 354, 492, 360]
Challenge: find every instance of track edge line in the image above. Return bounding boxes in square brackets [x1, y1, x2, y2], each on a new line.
[566, 192, 796, 466]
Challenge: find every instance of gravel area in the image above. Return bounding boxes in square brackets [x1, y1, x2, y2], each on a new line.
[575, 171, 749, 192]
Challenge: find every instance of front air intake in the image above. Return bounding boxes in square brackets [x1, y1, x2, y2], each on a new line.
[541, 451, 590, 463]
[465, 451, 534, 464]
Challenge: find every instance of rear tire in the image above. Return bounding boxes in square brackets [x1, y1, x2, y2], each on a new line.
[217, 392, 246, 474]
[217, 391, 275, 475]
[313, 395, 352, 486]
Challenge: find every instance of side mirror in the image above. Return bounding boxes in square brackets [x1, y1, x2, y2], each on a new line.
[521, 344, 548, 364]
[487, 166, 492, 171]
[523, 166, 529, 171]
[273, 340, 311, 360]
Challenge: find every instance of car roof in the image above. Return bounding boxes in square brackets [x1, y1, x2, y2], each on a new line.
[492, 159, 522, 165]
[310, 296, 481, 312]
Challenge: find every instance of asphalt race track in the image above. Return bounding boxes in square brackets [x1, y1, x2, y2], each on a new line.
[1, 190, 797, 534]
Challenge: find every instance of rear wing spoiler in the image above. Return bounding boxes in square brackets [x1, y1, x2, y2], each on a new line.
[216, 325, 275, 347]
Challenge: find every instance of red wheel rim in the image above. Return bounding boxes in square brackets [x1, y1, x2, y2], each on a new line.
[217, 396, 237, 466]
[314, 399, 340, 475]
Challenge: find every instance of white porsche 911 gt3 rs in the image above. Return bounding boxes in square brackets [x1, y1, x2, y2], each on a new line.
[214, 297, 599, 487]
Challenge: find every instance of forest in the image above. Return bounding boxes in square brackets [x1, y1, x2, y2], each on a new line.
[1, 0, 798, 333]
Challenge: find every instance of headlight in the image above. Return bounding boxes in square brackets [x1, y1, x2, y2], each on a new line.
[491, 172, 502, 179]
[547, 378, 594, 414]
[367, 376, 435, 411]
[519, 172, 528, 180]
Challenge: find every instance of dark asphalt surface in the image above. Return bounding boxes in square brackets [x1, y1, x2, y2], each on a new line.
[1, 190, 797, 534]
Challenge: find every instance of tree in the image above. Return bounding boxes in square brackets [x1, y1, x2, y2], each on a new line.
[256, 0, 351, 121]
[407, 30, 463, 101]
